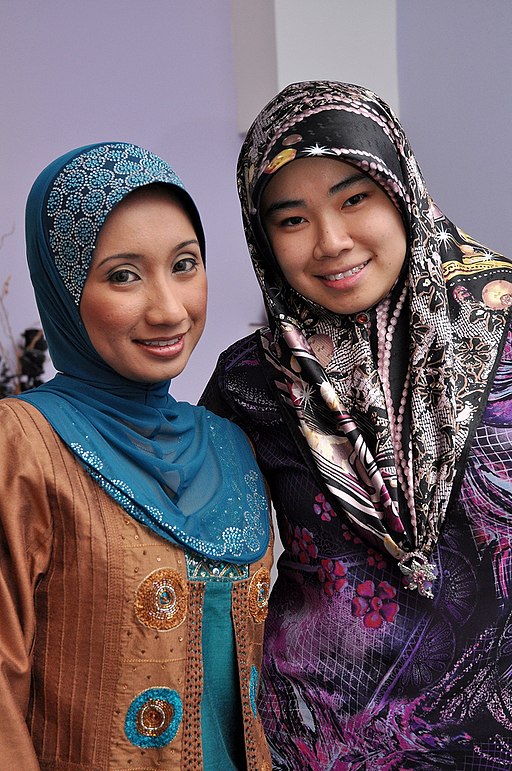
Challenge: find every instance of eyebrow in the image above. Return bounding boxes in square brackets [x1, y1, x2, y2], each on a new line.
[263, 172, 368, 218]
[95, 239, 200, 268]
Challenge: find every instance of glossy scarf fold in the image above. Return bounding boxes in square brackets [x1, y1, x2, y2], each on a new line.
[18, 142, 269, 564]
[237, 81, 512, 589]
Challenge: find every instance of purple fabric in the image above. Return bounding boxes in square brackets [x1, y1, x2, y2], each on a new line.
[201, 328, 512, 769]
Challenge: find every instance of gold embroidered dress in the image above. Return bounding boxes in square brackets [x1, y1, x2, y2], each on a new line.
[0, 399, 272, 770]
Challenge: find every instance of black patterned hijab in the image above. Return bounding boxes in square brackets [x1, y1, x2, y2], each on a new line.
[237, 81, 512, 596]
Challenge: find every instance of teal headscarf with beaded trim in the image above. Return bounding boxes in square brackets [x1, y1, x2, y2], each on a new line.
[18, 142, 269, 564]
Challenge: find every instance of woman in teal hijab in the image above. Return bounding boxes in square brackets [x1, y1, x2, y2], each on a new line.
[0, 142, 272, 770]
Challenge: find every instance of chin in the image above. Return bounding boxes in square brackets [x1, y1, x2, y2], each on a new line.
[119, 368, 181, 384]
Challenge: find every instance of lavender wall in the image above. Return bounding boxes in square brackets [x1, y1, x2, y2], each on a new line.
[397, 0, 512, 255]
[2, 2, 511, 406]
[0, 0, 261, 402]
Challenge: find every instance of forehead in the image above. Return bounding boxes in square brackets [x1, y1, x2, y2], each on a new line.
[102, 184, 187, 221]
[261, 157, 368, 204]
[96, 186, 193, 240]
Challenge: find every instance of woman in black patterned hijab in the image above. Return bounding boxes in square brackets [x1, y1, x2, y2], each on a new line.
[202, 81, 512, 768]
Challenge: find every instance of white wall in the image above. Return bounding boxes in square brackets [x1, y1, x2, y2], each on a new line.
[233, 0, 399, 135]
[274, 0, 398, 111]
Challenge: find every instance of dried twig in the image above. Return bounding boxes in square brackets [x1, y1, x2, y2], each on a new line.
[0, 225, 17, 373]
[0, 223, 15, 251]
[0, 226, 47, 396]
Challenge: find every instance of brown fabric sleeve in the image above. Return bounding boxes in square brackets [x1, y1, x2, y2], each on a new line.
[0, 400, 54, 770]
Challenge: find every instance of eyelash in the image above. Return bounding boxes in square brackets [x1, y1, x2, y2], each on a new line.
[276, 191, 369, 228]
[109, 269, 139, 284]
[107, 255, 200, 284]
[344, 192, 367, 207]
[280, 215, 306, 228]
[173, 256, 199, 274]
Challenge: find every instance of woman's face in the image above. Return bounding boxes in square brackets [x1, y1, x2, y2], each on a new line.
[260, 157, 407, 315]
[80, 186, 207, 383]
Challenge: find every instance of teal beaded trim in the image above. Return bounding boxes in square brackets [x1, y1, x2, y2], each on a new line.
[124, 687, 182, 748]
[249, 666, 259, 717]
[185, 551, 249, 582]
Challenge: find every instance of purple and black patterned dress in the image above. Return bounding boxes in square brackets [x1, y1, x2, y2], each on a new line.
[202, 328, 512, 770]
[203, 79, 512, 769]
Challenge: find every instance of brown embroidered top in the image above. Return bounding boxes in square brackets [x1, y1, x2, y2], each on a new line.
[0, 399, 273, 770]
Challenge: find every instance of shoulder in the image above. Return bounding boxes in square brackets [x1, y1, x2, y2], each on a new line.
[0, 400, 60, 557]
[200, 332, 282, 426]
[215, 332, 263, 371]
[0, 397, 76, 476]
[0, 397, 53, 439]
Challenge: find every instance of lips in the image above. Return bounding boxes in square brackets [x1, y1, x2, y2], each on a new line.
[321, 261, 369, 281]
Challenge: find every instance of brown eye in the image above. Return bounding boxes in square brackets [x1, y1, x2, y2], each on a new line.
[173, 256, 198, 274]
[344, 193, 367, 208]
[280, 216, 306, 227]
[109, 269, 139, 284]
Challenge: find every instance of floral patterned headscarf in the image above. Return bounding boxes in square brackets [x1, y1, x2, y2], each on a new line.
[237, 81, 512, 595]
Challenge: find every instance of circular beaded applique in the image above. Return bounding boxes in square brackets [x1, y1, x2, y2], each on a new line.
[125, 687, 182, 748]
[134, 568, 188, 630]
[248, 567, 270, 623]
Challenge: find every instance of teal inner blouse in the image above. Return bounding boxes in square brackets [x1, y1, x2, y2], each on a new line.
[201, 582, 246, 770]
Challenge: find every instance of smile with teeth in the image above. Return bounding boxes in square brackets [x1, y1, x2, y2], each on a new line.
[321, 261, 368, 281]
[138, 336, 182, 347]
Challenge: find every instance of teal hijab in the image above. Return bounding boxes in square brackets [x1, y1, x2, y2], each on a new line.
[19, 142, 269, 563]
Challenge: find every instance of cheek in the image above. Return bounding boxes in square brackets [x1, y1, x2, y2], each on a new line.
[197, 292, 208, 329]
[266, 231, 294, 268]
[82, 298, 140, 340]
[98, 306, 137, 329]
[173, 279, 208, 336]
[391, 231, 408, 268]
[376, 216, 407, 264]
[272, 241, 304, 281]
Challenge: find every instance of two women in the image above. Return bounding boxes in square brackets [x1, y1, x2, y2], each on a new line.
[0, 142, 272, 769]
[202, 81, 512, 768]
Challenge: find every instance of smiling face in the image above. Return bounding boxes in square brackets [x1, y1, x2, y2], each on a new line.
[260, 157, 407, 315]
[80, 185, 207, 383]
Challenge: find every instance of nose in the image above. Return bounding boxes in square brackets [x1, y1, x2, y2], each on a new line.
[144, 279, 187, 327]
[313, 214, 353, 260]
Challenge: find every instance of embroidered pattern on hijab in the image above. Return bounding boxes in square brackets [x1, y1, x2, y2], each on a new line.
[237, 81, 512, 593]
[18, 142, 269, 564]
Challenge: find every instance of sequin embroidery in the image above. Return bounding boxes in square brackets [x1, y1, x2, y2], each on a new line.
[84, 418, 269, 563]
[249, 665, 259, 717]
[134, 568, 187, 630]
[186, 551, 249, 582]
[125, 687, 182, 748]
[46, 143, 185, 303]
[248, 567, 270, 623]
